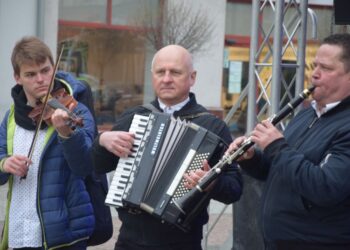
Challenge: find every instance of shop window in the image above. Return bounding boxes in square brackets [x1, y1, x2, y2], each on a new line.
[58, 0, 161, 130]
[111, 0, 159, 26]
[59, 0, 107, 23]
[222, 60, 249, 136]
[58, 26, 145, 128]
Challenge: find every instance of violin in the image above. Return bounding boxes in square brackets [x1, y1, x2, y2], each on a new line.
[22, 46, 80, 181]
[28, 87, 84, 128]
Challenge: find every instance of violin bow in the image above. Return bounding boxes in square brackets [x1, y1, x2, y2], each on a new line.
[22, 45, 65, 180]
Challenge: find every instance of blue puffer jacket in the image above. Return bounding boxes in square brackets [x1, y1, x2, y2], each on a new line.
[0, 71, 95, 250]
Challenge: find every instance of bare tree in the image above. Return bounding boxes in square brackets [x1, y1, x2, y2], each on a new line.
[134, 0, 215, 55]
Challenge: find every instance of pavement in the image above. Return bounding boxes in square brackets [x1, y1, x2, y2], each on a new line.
[88, 202, 233, 250]
[1, 186, 233, 250]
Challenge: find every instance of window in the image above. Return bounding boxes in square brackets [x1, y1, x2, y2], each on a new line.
[58, 0, 159, 129]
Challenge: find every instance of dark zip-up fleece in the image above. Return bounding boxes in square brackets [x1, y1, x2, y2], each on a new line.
[240, 96, 350, 244]
[92, 92, 242, 246]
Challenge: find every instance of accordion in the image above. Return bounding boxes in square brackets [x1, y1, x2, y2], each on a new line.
[105, 112, 227, 231]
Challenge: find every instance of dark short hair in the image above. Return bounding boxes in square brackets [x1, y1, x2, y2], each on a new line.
[322, 33, 350, 72]
[11, 36, 54, 76]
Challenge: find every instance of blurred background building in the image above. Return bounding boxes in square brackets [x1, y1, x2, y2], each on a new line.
[1, 0, 346, 129]
[1, 0, 349, 249]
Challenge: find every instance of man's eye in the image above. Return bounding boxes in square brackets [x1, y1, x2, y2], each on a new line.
[41, 67, 51, 74]
[25, 73, 35, 78]
[171, 71, 181, 76]
[320, 65, 332, 71]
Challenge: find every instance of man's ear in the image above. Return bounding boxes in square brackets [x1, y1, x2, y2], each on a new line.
[14, 73, 21, 85]
[190, 71, 197, 87]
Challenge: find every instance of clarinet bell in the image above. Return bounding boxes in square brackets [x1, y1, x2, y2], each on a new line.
[173, 187, 204, 215]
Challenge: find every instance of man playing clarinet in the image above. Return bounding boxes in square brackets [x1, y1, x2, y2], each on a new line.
[228, 33, 350, 250]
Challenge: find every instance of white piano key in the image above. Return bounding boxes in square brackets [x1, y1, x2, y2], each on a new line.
[105, 113, 150, 209]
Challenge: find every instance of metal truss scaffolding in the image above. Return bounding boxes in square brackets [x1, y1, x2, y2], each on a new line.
[203, 0, 318, 249]
[231, 1, 317, 249]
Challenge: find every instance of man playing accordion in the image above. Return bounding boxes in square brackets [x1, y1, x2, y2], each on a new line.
[92, 44, 242, 250]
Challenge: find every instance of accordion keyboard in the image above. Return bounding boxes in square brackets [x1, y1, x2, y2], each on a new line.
[105, 114, 149, 207]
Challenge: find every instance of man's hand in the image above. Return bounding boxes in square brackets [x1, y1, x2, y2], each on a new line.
[250, 120, 283, 150]
[184, 160, 215, 191]
[2, 155, 32, 177]
[51, 107, 75, 138]
[226, 136, 255, 161]
[99, 131, 135, 158]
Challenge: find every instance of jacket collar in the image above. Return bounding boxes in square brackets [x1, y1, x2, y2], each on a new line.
[321, 95, 350, 117]
[150, 92, 206, 117]
[11, 80, 67, 130]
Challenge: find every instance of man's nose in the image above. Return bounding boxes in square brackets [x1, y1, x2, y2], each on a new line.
[36, 73, 44, 82]
[311, 67, 320, 79]
[163, 71, 173, 82]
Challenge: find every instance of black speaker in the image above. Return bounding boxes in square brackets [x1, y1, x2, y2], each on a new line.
[334, 0, 350, 25]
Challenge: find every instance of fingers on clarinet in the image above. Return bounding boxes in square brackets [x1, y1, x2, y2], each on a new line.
[185, 181, 193, 189]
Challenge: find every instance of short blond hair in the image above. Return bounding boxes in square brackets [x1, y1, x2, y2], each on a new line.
[11, 36, 54, 76]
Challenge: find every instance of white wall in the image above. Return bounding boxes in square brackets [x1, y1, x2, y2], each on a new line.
[188, 0, 226, 109]
[143, 0, 226, 109]
[39, 0, 59, 57]
[0, 0, 37, 119]
[0, 0, 58, 120]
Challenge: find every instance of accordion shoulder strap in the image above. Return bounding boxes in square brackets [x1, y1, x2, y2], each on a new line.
[142, 103, 210, 120]
[180, 112, 211, 120]
[142, 103, 162, 113]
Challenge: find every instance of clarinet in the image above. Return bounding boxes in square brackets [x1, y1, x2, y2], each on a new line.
[174, 85, 315, 215]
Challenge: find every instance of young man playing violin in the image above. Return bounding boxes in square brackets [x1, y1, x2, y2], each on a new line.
[0, 36, 96, 250]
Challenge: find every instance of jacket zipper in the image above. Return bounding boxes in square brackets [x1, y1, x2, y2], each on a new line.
[308, 116, 319, 128]
[261, 113, 320, 240]
[293, 115, 320, 150]
[36, 131, 90, 250]
[37, 128, 55, 250]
